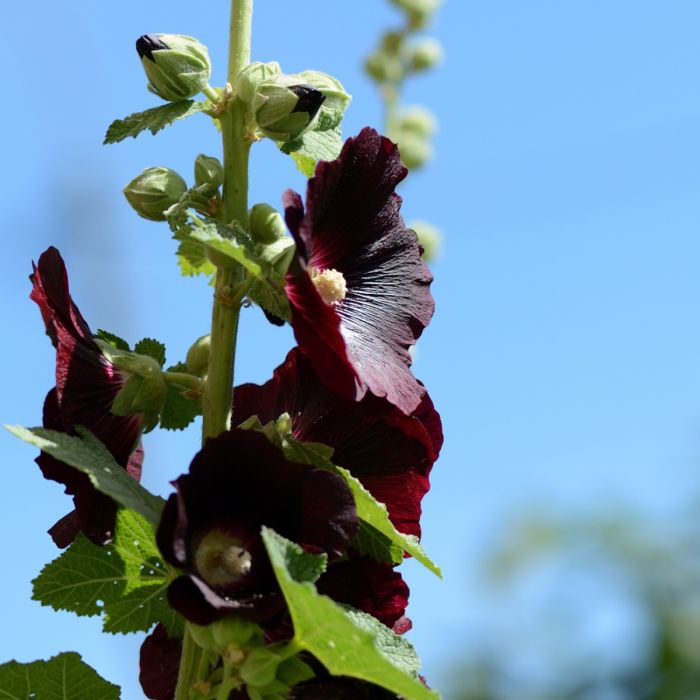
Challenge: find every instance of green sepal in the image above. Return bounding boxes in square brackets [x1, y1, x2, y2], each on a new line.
[0, 653, 120, 700]
[262, 528, 439, 700]
[189, 218, 262, 276]
[296, 70, 351, 132]
[32, 508, 182, 636]
[104, 100, 208, 144]
[95, 329, 130, 351]
[276, 656, 316, 686]
[5, 425, 164, 525]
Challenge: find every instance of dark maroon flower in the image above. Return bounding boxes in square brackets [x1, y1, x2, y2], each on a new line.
[283, 127, 434, 415]
[30, 247, 144, 547]
[291, 675, 402, 700]
[139, 624, 181, 700]
[234, 348, 442, 540]
[317, 556, 410, 631]
[156, 428, 358, 626]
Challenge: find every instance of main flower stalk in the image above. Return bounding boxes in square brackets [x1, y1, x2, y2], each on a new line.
[200, 0, 253, 440]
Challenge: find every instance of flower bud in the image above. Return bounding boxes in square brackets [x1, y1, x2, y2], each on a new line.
[252, 80, 326, 142]
[123, 166, 188, 222]
[396, 133, 433, 170]
[259, 237, 296, 278]
[390, 0, 442, 27]
[194, 154, 224, 189]
[296, 70, 351, 129]
[398, 106, 437, 139]
[364, 50, 404, 83]
[249, 203, 286, 244]
[136, 33, 211, 101]
[410, 219, 442, 261]
[407, 38, 444, 72]
[186, 334, 210, 377]
[235, 61, 282, 105]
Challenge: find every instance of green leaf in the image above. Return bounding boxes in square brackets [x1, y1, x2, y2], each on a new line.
[281, 125, 344, 177]
[353, 522, 404, 566]
[175, 236, 216, 277]
[104, 100, 208, 144]
[247, 277, 291, 323]
[160, 363, 201, 431]
[95, 329, 130, 351]
[6, 425, 164, 525]
[0, 652, 120, 700]
[188, 219, 263, 277]
[279, 436, 441, 577]
[134, 338, 166, 368]
[262, 528, 439, 700]
[32, 509, 181, 636]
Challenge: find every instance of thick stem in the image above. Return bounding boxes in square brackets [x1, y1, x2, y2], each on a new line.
[200, 0, 254, 440]
[176, 2, 254, 698]
[173, 626, 198, 700]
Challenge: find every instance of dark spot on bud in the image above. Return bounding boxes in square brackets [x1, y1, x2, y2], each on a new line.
[263, 309, 286, 327]
[290, 85, 326, 120]
[136, 34, 169, 62]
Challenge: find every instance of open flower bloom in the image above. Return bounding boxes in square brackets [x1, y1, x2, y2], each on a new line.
[30, 247, 144, 547]
[234, 348, 442, 540]
[156, 428, 358, 626]
[284, 127, 434, 415]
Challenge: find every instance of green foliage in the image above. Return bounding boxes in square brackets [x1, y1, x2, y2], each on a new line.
[32, 509, 182, 636]
[280, 125, 344, 177]
[189, 219, 261, 277]
[247, 278, 291, 323]
[0, 652, 120, 700]
[134, 338, 167, 367]
[175, 234, 217, 277]
[279, 434, 441, 577]
[104, 100, 208, 144]
[6, 425, 164, 525]
[95, 329, 130, 351]
[160, 362, 202, 431]
[262, 528, 439, 700]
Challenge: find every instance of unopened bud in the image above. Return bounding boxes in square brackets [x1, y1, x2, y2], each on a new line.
[398, 106, 437, 139]
[364, 51, 404, 83]
[410, 220, 442, 262]
[390, 0, 442, 28]
[186, 334, 210, 377]
[296, 70, 351, 130]
[235, 61, 282, 106]
[136, 33, 211, 101]
[395, 134, 433, 170]
[123, 166, 188, 222]
[194, 154, 224, 189]
[407, 38, 444, 72]
[249, 203, 286, 244]
[260, 237, 296, 278]
[252, 81, 325, 142]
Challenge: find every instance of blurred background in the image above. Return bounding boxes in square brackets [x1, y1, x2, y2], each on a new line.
[3, 2, 700, 698]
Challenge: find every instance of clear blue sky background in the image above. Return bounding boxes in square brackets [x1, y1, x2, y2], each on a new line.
[2, 2, 700, 698]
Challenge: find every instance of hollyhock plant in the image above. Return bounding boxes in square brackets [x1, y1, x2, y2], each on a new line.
[156, 428, 358, 626]
[6, 2, 445, 698]
[235, 348, 442, 539]
[30, 246, 144, 547]
[284, 126, 434, 415]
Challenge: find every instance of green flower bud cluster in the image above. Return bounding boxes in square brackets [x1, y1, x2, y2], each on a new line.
[136, 34, 211, 102]
[124, 153, 224, 223]
[390, 105, 437, 170]
[236, 62, 351, 143]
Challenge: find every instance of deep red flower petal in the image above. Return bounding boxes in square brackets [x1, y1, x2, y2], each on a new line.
[156, 429, 358, 625]
[30, 247, 143, 546]
[284, 127, 434, 415]
[234, 349, 441, 538]
[139, 624, 181, 700]
[317, 557, 409, 629]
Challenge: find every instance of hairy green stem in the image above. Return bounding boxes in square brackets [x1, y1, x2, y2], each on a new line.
[163, 371, 204, 392]
[173, 626, 198, 700]
[200, 0, 253, 440]
[177, 2, 254, 698]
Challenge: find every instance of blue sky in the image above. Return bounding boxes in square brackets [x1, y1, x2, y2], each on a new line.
[3, 2, 700, 698]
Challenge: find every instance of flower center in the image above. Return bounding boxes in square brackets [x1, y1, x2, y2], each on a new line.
[311, 267, 347, 304]
[194, 530, 252, 586]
